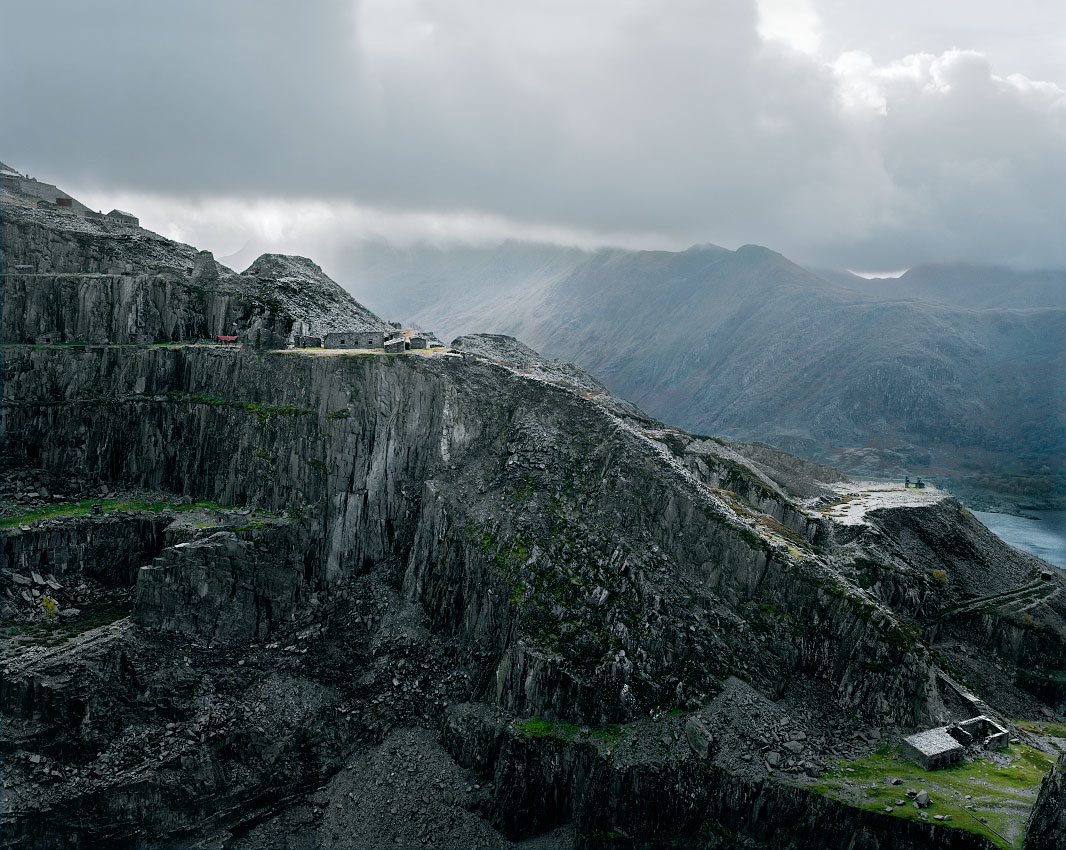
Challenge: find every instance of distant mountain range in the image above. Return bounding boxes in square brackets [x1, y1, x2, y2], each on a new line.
[816, 263, 1066, 310]
[337, 240, 1065, 510]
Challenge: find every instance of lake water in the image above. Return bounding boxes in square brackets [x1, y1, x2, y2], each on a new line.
[972, 509, 1066, 569]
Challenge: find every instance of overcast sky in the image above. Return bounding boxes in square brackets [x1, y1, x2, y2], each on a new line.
[3, 1, 1066, 271]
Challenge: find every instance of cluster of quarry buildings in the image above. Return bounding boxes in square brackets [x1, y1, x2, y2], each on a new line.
[0, 161, 138, 226]
[289, 329, 443, 354]
[1, 161, 443, 355]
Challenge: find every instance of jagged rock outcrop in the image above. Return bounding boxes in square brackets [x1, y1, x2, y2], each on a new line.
[3, 515, 165, 587]
[0, 202, 387, 345]
[1024, 753, 1066, 850]
[134, 524, 309, 642]
[241, 253, 389, 337]
[6, 342, 933, 724]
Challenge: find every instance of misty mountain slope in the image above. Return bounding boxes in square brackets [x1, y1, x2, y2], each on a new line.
[347, 240, 1066, 507]
[342, 239, 593, 337]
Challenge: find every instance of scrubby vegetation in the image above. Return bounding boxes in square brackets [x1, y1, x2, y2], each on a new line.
[513, 717, 630, 746]
[174, 392, 313, 420]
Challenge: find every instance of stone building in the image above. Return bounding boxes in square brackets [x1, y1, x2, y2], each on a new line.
[324, 331, 385, 349]
[295, 335, 323, 348]
[408, 334, 428, 350]
[902, 715, 1009, 770]
[384, 337, 406, 354]
[901, 727, 963, 770]
[1, 165, 91, 214]
[106, 209, 140, 227]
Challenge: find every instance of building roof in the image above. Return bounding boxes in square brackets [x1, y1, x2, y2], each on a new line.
[904, 727, 963, 757]
[217, 335, 238, 342]
[107, 209, 137, 218]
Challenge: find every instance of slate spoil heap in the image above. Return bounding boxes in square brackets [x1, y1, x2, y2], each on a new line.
[2, 183, 1065, 850]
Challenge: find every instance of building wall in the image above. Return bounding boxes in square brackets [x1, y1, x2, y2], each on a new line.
[901, 736, 962, 770]
[106, 211, 140, 226]
[324, 331, 385, 349]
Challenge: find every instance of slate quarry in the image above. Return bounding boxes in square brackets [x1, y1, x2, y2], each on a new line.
[2, 184, 1066, 849]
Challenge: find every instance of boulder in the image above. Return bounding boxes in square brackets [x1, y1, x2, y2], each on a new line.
[685, 716, 714, 759]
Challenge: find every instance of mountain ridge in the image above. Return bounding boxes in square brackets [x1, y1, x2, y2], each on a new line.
[337, 238, 1065, 510]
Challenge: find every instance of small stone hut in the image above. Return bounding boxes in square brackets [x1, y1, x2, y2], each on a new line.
[106, 209, 139, 226]
[384, 337, 406, 354]
[902, 727, 963, 770]
[408, 334, 428, 350]
[902, 715, 1008, 770]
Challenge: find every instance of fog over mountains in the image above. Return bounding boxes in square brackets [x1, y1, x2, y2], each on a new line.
[338, 240, 1065, 509]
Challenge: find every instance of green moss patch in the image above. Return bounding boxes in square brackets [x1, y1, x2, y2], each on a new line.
[6, 598, 133, 647]
[0, 498, 235, 529]
[512, 717, 631, 747]
[173, 392, 313, 420]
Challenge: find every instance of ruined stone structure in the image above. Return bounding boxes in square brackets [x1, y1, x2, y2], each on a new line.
[0, 167, 91, 214]
[950, 715, 1009, 750]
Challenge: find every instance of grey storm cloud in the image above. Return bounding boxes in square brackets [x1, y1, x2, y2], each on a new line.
[2, 0, 1066, 269]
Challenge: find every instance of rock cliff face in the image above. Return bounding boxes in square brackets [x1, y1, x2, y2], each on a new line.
[2, 198, 1064, 849]
[1025, 753, 1066, 850]
[4, 342, 945, 726]
[1, 202, 388, 346]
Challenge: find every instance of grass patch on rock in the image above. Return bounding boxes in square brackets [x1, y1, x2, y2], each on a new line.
[7, 598, 133, 647]
[512, 717, 632, 749]
[811, 741, 1056, 848]
[0, 498, 235, 529]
